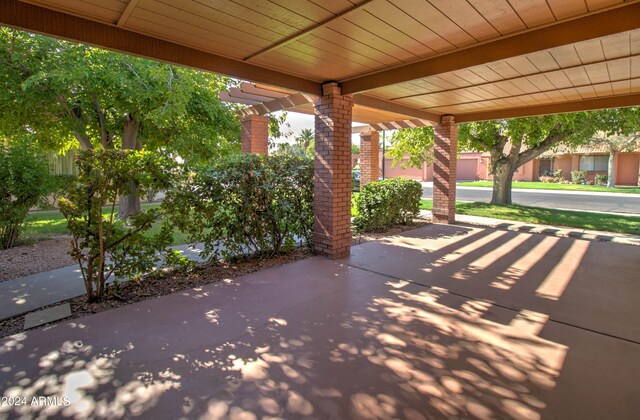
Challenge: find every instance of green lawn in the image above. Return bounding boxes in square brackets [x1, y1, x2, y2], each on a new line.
[420, 199, 640, 235]
[458, 181, 640, 194]
[23, 203, 190, 246]
[25, 198, 638, 245]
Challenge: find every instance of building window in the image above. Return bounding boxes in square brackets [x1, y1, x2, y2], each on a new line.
[579, 155, 608, 171]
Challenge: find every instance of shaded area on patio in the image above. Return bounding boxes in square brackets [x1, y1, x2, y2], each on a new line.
[1, 224, 639, 419]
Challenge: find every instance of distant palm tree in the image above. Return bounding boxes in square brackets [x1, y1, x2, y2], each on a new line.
[296, 128, 314, 151]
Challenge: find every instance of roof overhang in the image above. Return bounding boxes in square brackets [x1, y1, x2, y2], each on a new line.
[2, 0, 639, 125]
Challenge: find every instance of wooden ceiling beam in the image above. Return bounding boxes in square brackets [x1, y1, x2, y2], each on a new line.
[237, 93, 317, 117]
[116, 0, 140, 28]
[0, 0, 322, 95]
[455, 93, 640, 123]
[239, 83, 291, 99]
[341, 2, 640, 94]
[243, 0, 376, 61]
[231, 89, 441, 122]
[351, 118, 434, 133]
[352, 94, 440, 122]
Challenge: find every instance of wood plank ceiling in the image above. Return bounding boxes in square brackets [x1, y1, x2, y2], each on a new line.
[10, 0, 640, 122]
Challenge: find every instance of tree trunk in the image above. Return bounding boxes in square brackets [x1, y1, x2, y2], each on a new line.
[74, 133, 93, 151]
[117, 114, 141, 220]
[607, 151, 617, 188]
[491, 160, 516, 205]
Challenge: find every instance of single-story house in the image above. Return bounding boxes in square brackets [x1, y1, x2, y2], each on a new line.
[377, 145, 640, 186]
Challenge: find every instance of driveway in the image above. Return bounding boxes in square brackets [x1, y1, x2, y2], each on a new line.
[422, 184, 640, 214]
[1, 224, 639, 419]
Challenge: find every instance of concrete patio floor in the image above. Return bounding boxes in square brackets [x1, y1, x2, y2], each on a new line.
[1, 224, 639, 419]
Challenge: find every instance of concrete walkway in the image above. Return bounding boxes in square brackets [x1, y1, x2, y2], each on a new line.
[0, 244, 206, 321]
[1, 223, 639, 419]
[1, 216, 638, 323]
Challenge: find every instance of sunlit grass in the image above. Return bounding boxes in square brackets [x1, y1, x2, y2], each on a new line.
[458, 181, 640, 194]
[22, 203, 190, 246]
[420, 199, 640, 235]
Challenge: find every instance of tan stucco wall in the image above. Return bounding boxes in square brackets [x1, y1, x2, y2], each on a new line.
[553, 156, 573, 180]
[616, 153, 640, 186]
[382, 157, 423, 180]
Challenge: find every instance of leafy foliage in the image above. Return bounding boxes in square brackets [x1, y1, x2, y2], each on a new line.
[594, 173, 608, 186]
[39, 174, 77, 209]
[387, 127, 434, 169]
[268, 112, 292, 144]
[58, 149, 180, 302]
[165, 154, 314, 260]
[386, 109, 640, 203]
[585, 108, 640, 187]
[272, 128, 315, 158]
[353, 178, 422, 232]
[458, 114, 602, 204]
[0, 142, 51, 249]
[0, 28, 240, 161]
[571, 170, 587, 185]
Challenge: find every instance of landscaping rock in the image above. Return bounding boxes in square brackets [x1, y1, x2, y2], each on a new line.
[0, 237, 75, 282]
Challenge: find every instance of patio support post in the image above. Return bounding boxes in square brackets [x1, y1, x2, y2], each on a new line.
[433, 115, 457, 223]
[360, 129, 379, 186]
[241, 114, 269, 154]
[313, 82, 353, 259]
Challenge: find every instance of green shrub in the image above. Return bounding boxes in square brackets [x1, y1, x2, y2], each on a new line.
[553, 169, 564, 179]
[38, 174, 77, 209]
[0, 143, 51, 249]
[59, 149, 180, 302]
[353, 178, 421, 232]
[571, 170, 587, 184]
[594, 173, 608, 186]
[166, 154, 313, 260]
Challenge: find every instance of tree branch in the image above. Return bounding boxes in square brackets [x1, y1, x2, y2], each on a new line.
[93, 96, 112, 149]
[516, 134, 561, 167]
[126, 64, 150, 89]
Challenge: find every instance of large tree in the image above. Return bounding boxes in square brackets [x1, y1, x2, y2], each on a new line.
[0, 28, 240, 218]
[387, 114, 597, 205]
[459, 115, 598, 204]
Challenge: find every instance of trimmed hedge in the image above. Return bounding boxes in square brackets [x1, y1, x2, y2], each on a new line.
[353, 178, 422, 232]
[166, 154, 313, 260]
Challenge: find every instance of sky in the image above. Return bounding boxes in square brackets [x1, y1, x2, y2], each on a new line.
[273, 111, 369, 145]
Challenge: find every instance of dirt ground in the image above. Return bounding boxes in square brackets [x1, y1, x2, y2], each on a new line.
[0, 236, 74, 282]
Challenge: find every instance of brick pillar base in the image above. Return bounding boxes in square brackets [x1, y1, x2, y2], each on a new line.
[313, 82, 353, 259]
[241, 114, 269, 154]
[360, 130, 379, 186]
[433, 115, 457, 223]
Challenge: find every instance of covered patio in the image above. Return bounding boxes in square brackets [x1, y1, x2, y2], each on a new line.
[3, 0, 640, 258]
[1, 1, 640, 418]
[2, 224, 639, 418]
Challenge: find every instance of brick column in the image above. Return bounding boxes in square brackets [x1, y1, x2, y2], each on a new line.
[314, 82, 353, 259]
[241, 114, 269, 155]
[360, 130, 379, 186]
[432, 115, 457, 223]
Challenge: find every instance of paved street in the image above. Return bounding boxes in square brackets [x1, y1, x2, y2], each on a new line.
[422, 184, 640, 215]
